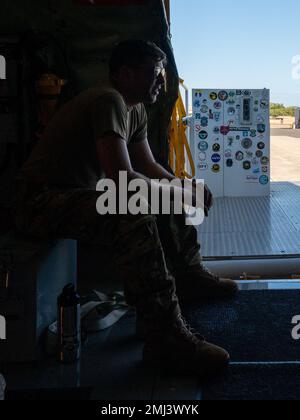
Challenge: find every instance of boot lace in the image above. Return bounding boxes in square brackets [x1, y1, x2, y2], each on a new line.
[176, 315, 205, 345]
[199, 265, 220, 282]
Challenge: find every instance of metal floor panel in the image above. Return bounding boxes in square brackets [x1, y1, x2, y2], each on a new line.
[198, 182, 300, 258]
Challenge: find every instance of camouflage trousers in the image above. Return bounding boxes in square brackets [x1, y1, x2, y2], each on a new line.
[13, 183, 202, 322]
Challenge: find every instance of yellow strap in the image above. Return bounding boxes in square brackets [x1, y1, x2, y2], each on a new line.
[169, 85, 195, 179]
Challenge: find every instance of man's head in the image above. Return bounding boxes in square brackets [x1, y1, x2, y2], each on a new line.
[109, 40, 167, 104]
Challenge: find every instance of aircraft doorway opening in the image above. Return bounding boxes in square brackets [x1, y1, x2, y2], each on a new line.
[170, 0, 300, 281]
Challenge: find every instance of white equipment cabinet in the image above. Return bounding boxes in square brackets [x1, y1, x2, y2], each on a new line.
[192, 89, 270, 197]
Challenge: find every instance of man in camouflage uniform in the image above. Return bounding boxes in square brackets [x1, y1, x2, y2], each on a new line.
[14, 40, 237, 377]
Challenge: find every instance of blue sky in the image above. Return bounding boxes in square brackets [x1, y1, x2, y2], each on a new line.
[170, 0, 300, 106]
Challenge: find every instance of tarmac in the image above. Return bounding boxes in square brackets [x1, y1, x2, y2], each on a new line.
[271, 129, 300, 182]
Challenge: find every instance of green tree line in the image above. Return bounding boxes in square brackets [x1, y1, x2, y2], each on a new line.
[270, 103, 296, 118]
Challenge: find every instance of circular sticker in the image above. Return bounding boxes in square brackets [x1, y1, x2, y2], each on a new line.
[214, 101, 222, 110]
[194, 100, 201, 108]
[212, 164, 221, 173]
[241, 138, 253, 149]
[225, 149, 232, 158]
[213, 143, 221, 152]
[201, 105, 209, 114]
[199, 130, 208, 140]
[257, 124, 266, 134]
[236, 151, 244, 161]
[261, 156, 269, 165]
[236, 135, 241, 140]
[210, 92, 218, 101]
[202, 99, 208, 105]
[227, 107, 236, 116]
[218, 91, 228, 101]
[213, 127, 220, 134]
[212, 153, 221, 163]
[256, 150, 264, 158]
[262, 166, 268, 173]
[198, 152, 207, 161]
[260, 175, 269, 185]
[198, 141, 209, 152]
[226, 159, 233, 168]
[243, 161, 251, 170]
[250, 130, 257, 138]
[257, 142, 265, 150]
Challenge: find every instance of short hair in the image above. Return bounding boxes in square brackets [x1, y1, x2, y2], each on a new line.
[109, 39, 167, 77]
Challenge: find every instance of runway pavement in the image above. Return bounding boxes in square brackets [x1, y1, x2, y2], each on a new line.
[271, 128, 300, 138]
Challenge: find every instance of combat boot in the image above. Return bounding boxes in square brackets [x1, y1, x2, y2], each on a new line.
[136, 265, 238, 341]
[142, 313, 230, 377]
